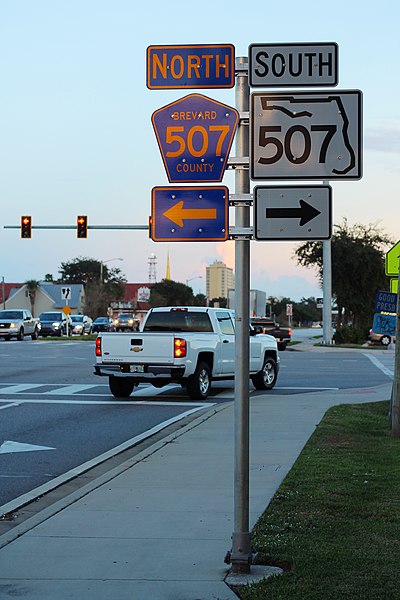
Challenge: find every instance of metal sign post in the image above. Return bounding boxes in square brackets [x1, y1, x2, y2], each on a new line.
[390, 269, 400, 436]
[230, 56, 252, 574]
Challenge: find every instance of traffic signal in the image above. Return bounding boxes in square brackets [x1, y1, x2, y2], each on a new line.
[21, 216, 32, 238]
[77, 215, 88, 238]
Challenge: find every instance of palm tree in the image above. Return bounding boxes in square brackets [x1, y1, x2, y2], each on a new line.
[25, 280, 40, 317]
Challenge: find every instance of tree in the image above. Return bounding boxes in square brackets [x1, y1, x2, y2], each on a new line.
[149, 279, 195, 307]
[295, 220, 393, 331]
[25, 279, 40, 317]
[58, 257, 126, 318]
[294, 297, 321, 326]
[211, 296, 227, 308]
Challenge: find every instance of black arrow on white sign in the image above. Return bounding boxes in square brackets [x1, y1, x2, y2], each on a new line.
[265, 199, 321, 226]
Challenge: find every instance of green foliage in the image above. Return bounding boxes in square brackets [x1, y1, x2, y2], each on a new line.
[149, 279, 196, 307]
[57, 257, 126, 318]
[211, 296, 228, 308]
[267, 296, 321, 326]
[295, 220, 393, 330]
[333, 325, 369, 345]
[241, 402, 400, 599]
[25, 279, 40, 317]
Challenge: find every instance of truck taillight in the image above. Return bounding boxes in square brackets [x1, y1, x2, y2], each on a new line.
[289, 328, 292, 336]
[174, 338, 186, 358]
[95, 336, 102, 356]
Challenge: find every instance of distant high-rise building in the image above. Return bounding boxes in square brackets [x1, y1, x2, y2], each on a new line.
[206, 260, 235, 300]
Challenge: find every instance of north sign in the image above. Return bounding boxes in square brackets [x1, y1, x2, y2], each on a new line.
[152, 94, 239, 183]
[249, 42, 338, 87]
[146, 44, 235, 89]
[151, 186, 228, 242]
[251, 90, 362, 180]
[385, 240, 400, 276]
[254, 185, 332, 241]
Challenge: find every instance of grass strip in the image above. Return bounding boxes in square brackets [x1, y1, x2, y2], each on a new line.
[238, 401, 400, 600]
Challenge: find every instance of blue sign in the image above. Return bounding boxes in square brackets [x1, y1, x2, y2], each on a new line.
[152, 94, 239, 183]
[372, 313, 396, 336]
[375, 290, 398, 314]
[151, 186, 229, 242]
[147, 44, 235, 89]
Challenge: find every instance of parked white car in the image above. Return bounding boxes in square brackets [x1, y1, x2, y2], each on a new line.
[0, 309, 40, 341]
[70, 314, 92, 335]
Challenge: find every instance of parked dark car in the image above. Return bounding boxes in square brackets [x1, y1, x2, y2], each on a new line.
[39, 311, 72, 337]
[70, 314, 92, 335]
[92, 317, 115, 333]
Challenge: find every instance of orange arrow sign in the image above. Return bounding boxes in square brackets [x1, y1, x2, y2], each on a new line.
[163, 201, 217, 227]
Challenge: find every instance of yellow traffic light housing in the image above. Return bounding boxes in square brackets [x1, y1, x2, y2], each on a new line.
[77, 215, 88, 238]
[21, 216, 32, 238]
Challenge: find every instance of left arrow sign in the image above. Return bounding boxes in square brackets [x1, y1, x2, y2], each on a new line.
[0, 441, 56, 454]
[151, 186, 229, 242]
[163, 202, 217, 227]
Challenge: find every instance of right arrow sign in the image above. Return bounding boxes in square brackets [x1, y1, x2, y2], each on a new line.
[254, 185, 332, 240]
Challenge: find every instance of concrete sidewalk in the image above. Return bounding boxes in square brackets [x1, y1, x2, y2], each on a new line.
[0, 382, 392, 600]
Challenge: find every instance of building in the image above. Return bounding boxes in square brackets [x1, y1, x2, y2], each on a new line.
[206, 260, 235, 300]
[109, 283, 153, 327]
[3, 282, 85, 316]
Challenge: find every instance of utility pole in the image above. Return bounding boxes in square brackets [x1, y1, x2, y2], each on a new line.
[230, 56, 252, 574]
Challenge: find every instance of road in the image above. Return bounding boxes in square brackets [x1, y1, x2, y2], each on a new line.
[0, 337, 395, 512]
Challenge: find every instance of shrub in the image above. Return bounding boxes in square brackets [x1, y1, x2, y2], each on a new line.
[333, 325, 369, 344]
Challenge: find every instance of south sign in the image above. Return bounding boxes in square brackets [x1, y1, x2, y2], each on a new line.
[249, 43, 338, 87]
[152, 94, 239, 183]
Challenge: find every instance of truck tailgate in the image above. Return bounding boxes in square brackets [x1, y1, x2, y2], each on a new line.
[99, 332, 175, 364]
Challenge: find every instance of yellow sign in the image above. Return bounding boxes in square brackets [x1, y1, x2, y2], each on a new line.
[62, 305, 72, 315]
[386, 241, 400, 276]
[390, 278, 399, 294]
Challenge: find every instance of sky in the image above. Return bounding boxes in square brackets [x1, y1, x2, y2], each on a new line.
[1, 0, 399, 301]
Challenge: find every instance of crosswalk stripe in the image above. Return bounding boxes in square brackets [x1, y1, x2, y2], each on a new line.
[44, 384, 99, 395]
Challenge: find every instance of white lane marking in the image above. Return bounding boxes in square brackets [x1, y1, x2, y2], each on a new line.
[0, 403, 19, 410]
[0, 441, 56, 455]
[0, 405, 215, 516]
[0, 384, 44, 393]
[363, 353, 394, 378]
[0, 397, 214, 407]
[276, 386, 339, 390]
[44, 384, 98, 395]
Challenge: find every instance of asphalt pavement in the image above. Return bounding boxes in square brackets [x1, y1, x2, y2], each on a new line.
[0, 342, 394, 600]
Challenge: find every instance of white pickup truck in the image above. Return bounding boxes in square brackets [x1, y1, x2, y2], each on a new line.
[94, 306, 279, 400]
[0, 309, 40, 341]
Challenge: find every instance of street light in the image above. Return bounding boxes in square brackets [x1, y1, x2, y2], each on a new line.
[100, 258, 123, 283]
[186, 275, 203, 287]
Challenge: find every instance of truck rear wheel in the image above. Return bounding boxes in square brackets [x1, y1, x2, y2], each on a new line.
[186, 362, 211, 400]
[109, 376, 135, 398]
[278, 341, 287, 351]
[251, 357, 277, 390]
[31, 327, 38, 340]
